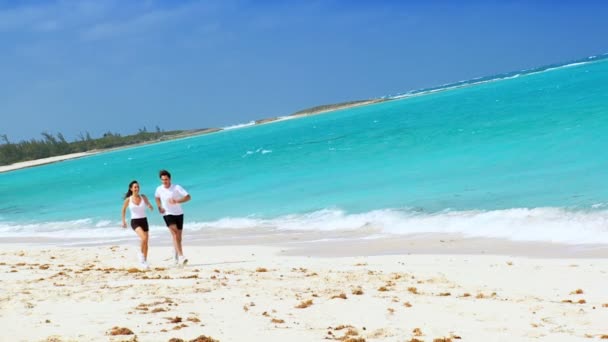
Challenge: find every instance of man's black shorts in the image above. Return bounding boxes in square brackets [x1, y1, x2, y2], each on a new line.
[131, 218, 149, 232]
[163, 214, 184, 230]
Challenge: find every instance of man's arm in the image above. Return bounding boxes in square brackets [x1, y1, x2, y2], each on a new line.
[178, 194, 191, 204]
[175, 185, 191, 204]
[155, 196, 165, 214]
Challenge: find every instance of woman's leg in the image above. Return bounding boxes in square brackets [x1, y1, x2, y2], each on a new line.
[134, 227, 149, 261]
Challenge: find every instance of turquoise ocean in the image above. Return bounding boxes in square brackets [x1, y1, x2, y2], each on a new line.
[1, 55, 607, 244]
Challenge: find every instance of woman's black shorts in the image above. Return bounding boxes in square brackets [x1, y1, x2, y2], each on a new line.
[163, 214, 184, 230]
[131, 218, 149, 232]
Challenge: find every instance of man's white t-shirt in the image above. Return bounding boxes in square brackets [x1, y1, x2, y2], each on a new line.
[155, 184, 189, 216]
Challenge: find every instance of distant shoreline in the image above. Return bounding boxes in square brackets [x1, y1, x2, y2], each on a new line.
[0, 128, 221, 173]
[0, 99, 386, 173]
[0, 152, 97, 173]
[291, 98, 388, 117]
[253, 98, 389, 125]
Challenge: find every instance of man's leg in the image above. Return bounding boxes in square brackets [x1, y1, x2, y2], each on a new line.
[175, 229, 183, 256]
[168, 224, 183, 256]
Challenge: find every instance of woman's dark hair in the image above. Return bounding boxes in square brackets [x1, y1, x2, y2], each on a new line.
[159, 170, 171, 179]
[125, 180, 138, 199]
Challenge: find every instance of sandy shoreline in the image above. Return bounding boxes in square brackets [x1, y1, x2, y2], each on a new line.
[0, 152, 98, 173]
[0, 129, 222, 174]
[290, 99, 387, 118]
[1, 234, 607, 341]
[5, 230, 608, 259]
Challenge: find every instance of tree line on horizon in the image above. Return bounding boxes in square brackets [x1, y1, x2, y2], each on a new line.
[0, 126, 182, 166]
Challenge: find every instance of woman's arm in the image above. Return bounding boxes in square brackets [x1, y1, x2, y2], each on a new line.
[142, 195, 154, 210]
[121, 198, 129, 228]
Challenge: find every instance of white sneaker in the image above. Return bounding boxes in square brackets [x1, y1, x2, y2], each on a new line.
[178, 255, 188, 266]
[137, 251, 145, 264]
[140, 261, 150, 270]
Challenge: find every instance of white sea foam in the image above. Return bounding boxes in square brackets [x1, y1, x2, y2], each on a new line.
[226, 116, 296, 131]
[1, 207, 607, 244]
[0, 219, 166, 240]
[242, 148, 272, 157]
[223, 121, 256, 130]
[198, 207, 608, 244]
[275, 115, 298, 122]
[391, 56, 605, 101]
[187, 207, 608, 244]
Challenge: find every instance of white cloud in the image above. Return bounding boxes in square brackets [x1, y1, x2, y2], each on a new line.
[0, 0, 205, 37]
[0, 0, 116, 33]
[33, 20, 60, 32]
[79, 2, 219, 41]
[0, 4, 48, 32]
[80, 9, 173, 41]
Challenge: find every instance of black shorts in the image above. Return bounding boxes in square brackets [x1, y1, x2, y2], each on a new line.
[163, 214, 184, 230]
[131, 218, 149, 232]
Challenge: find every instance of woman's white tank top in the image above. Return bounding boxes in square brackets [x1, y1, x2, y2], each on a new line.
[129, 196, 147, 219]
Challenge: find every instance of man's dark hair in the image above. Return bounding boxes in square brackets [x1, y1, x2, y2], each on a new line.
[159, 170, 171, 179]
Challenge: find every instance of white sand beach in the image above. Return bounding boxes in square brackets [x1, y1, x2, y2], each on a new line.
[0, 152, 97, 173]
[1, 235, 607, 342]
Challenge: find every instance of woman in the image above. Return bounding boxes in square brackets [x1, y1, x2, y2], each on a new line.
[121, 180, 154, 269]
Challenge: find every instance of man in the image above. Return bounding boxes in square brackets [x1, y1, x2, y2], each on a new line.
[155, 169, 191, 266]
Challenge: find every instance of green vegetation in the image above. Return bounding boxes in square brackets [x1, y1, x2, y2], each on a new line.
[0, 127, 187, 166]
[291, 99, 385, 116]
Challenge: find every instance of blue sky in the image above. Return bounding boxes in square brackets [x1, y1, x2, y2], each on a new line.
[1, 0, 607, 141]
